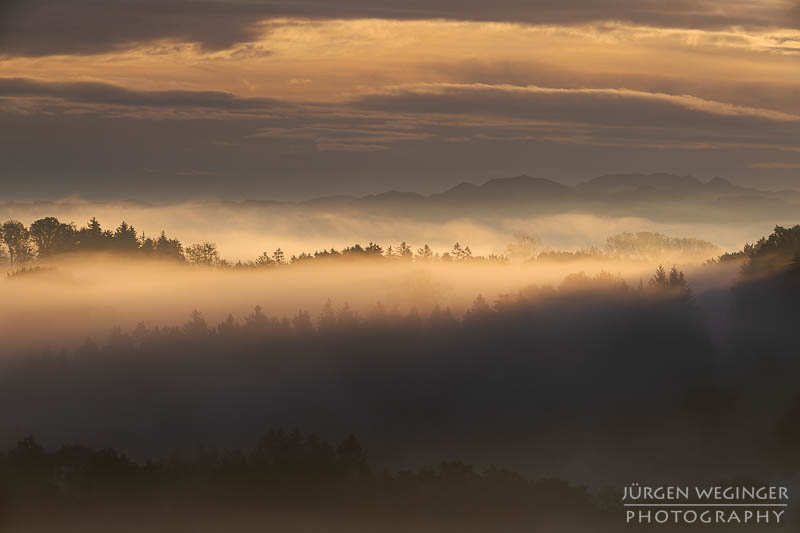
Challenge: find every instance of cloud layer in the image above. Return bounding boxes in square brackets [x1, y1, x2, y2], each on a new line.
[2, 0, 797, 57]
[1, 77, 798, 198]
[2, 3, 799, 196]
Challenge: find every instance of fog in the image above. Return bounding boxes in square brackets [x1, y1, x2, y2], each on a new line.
[0, 199, 784, 260]
[0, 253, 738, 355]
[0, 198, 765, 355]
[0, 249, 789, 484]
[2, 219, 800, 533]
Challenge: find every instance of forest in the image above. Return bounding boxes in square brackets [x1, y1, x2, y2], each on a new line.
[0, 216, 722, 269]
[0, 430, 609, 533]
[1, 221, 799, 532]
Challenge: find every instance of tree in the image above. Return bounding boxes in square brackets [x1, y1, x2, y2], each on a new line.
[647, 264, 689, 297]
[668, 266, 685, 288]
[397, 241, 413, 260]
[30, 217, 77, 258]
[139, 234, 156, 254]
[113, 221, 139, 252]
[343, 244, 365, 256]
[10, 435, 45, 466]
[506, 234, 540, 261]
[452, 242, 472, 262]
[0, 220, 33, 266]
[184, 309, 209, 336]
[77, 217, 112, 251]
[416, 244, 434, 261]
[186, 242, 220, 266]
[319, 299, 337, 331]
[272, 248, 286, 264]
[336, 434, 369, 476]
[648, 264, 668, 289]
[292, 309, 313, 335]
[668, 265, 690, 297]
[154, 231, 184, 261]
[464, 294, 491, 321]
[255, 251, 274, 266]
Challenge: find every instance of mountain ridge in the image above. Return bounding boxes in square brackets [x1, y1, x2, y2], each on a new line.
[305, 172, 797, 205]
[2, 173, 797, 225]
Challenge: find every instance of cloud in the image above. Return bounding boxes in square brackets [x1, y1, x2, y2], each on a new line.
[6, 77, 798, 126]
[349, 83, 800, 156]
[356, 83, 800, 124]
[9, 77, 798, 158]
[315, 143, 391, 152]
[1, 0, 796, 57]
[749, 162, 800, 169]
[0, 77, 280, 111]
[2, 77, 799, 197]
[0, 0, 271, 57]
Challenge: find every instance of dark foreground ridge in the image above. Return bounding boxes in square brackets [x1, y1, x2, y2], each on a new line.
[2, 432, 795, 533]
[0, 431, 606, 533]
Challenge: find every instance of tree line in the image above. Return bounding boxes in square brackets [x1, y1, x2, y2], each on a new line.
[0, 431, 605, 533]
[0, 216, 506, 268]
[711, 224, 800, 273]
[0, 217, 184, 265]
[1, 216, 730, 270]
[1, 265, 705, 468]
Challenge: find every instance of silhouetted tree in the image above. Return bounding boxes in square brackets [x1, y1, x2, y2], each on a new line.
[605, 231, 718, 260]
[465, 294, 490, 317]
[668, 265, 687, 289]
[139, 234, 156, 253]
[184, 309, 210, 337]
[506, 234, 541, 261]
[336, 433, 370, 477]
[77, 217, 112, 251]
[1, 219, 33, 265]
[649, 264, 668, 289]
[29, 217, 77, 258]
[452, 242, 472, 262]
[186, 242, 220, 266]
[397, 241, 413, 260]
[255, 251, 274, 266]
[740, 224, 800, 275]
[154, 231, 184, 261]
[113, 221, 139, 252]
[416, 244, 434, 261]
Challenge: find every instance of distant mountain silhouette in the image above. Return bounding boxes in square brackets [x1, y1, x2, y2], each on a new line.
[577, 172, 720, 195]
[3, 173, 797, 224]
[430, 175, 574, 205]
[298, 173, 800, 222]
[361, 190, 426, 205]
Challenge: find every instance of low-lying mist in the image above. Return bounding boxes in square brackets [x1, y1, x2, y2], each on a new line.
[1, 256, 797, 487]
[0, 199, 784, 260]
[3, 214, 797, 491]
[0, 254, 738, 355]
[0, 201, 762, 354]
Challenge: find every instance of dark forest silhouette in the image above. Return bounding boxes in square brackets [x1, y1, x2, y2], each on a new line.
[0, 264, 733, 474]
[0, 431, 611, 533]
[1, 216, 723, 269]
[1, 224, 800, 531]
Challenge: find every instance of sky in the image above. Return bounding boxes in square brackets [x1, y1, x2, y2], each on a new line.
[1, 0, 800, 200]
